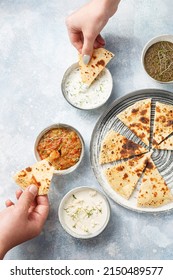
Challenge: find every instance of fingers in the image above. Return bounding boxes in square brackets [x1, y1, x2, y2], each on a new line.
[5, 199, 14, 207]
[82, 34, 105, 64]
[16, 189, 23, 200]
[17, 185, 38, 213]
[34, 195, 49, 218]
[30, 195, 49, 229]
[5, 189, 23, 207]
[94, 34, 105, 48]
[82, 35, 95, 63]
[68, 31, 83, 53]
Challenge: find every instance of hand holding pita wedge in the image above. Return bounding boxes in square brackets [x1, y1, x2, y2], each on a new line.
[66, 0, 121, 64]
[0, 185, 49, 259]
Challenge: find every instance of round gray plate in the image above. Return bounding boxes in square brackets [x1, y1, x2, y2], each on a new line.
[90, 88, 173, 213]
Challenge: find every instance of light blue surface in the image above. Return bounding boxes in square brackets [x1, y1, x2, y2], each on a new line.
[0, 0, 173, 260]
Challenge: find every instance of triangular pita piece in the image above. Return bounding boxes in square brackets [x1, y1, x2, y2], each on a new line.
[137, 158, 173, 207]
[117, 99, 151, 146]
[99, 130, 148, 164]
[79, 47, 114, 86]
[14, 159, 55, 195]
[152, 101, 173, 146]
[154, 134, 173, 150]
[105, 152, 151, 199]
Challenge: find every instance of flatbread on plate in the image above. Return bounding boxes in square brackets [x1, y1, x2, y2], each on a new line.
[105, 152, 151, 199]
[137, 158, 173, 207]
[14, 159, 55, 195]
[99, 130, 148, 164]
[117, 99, 151, 146]
[79, 47, 114, 86]
[152, 101, 173, 147]
[154, 134, 173, 150]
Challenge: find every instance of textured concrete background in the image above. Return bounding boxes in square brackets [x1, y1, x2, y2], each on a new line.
[0, 0, 173, 259]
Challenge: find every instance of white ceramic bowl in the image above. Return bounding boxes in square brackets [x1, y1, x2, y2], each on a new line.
[58, 186, 111, 239]
[141, 34, 173, 83]
[34, 123, 84, 175]
[61, 63, 113, 110]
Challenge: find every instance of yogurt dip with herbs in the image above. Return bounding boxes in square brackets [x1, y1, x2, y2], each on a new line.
[63, 67, 112, 109]
[61, 187, 110, 237]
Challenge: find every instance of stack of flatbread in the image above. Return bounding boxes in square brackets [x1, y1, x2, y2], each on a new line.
[79, 47, 114, 86]
[100, 98, 173, 208]
[14, 159, 55, 195]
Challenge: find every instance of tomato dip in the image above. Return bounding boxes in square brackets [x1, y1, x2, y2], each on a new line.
[37, 128, 82, 170]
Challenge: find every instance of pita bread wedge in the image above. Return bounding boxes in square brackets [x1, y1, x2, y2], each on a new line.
[154, 134, 173, 150]
[137, 158, 173, 207]
[79, 48, 114, 86]
[14, 159, 55, 195]
[117, 99, 151, 146]
[152, 101, 173, 147]
[105, 152, 151, 199]
[99, 130, 148, 164]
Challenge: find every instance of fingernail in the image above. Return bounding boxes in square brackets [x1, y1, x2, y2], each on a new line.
[29, 184, 38, 195]
[82, 55, 91, 65]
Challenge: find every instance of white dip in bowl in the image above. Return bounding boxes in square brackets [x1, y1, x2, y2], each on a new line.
[61, 63, 113, 110]
[58, 186, 110, 238]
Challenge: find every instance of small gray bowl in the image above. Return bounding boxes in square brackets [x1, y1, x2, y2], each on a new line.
[141, 34, 173, 84]
[61, 63, 113, 110]
[58, 186, 111, 239]
[34, 123, 85, 175]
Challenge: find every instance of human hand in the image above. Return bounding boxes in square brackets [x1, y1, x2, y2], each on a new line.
[0, 185, 49, 259]
[66, 0, 120, 63]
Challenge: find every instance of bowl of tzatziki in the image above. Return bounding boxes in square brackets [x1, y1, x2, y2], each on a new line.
[61, 63, 113, 110]
[58, 186, 111, 238]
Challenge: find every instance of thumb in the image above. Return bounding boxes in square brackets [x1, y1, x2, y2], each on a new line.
[82, 35, 95, 64]
[17, 185, 38, 213]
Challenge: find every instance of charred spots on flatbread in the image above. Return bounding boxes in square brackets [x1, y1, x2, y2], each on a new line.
[121, 140, 140, 152]
[146, 161, 154, 170]
[19, 170, 27, 177]
[139, 117, 149, 124]
[116, 166, 125, 171]
[123, 173, 128, 180]
[156, 107, 161, 113]
[167, 120, 173, 126]
[26, 167, 32, 172]
[140, 109, 147, 115]
[96, 59, 105, 67]
[132, 108, 139, 114]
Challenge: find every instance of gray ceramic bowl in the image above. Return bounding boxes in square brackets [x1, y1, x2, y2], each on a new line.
[58, 186, 111, 239]
[61, 63, 113, 110]
[141, 34, 173, 84]
[34, 123, 84, 175]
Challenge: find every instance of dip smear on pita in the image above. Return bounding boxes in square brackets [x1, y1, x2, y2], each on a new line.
[14, 159, 55, 195]
[79, 47, 114, 87]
